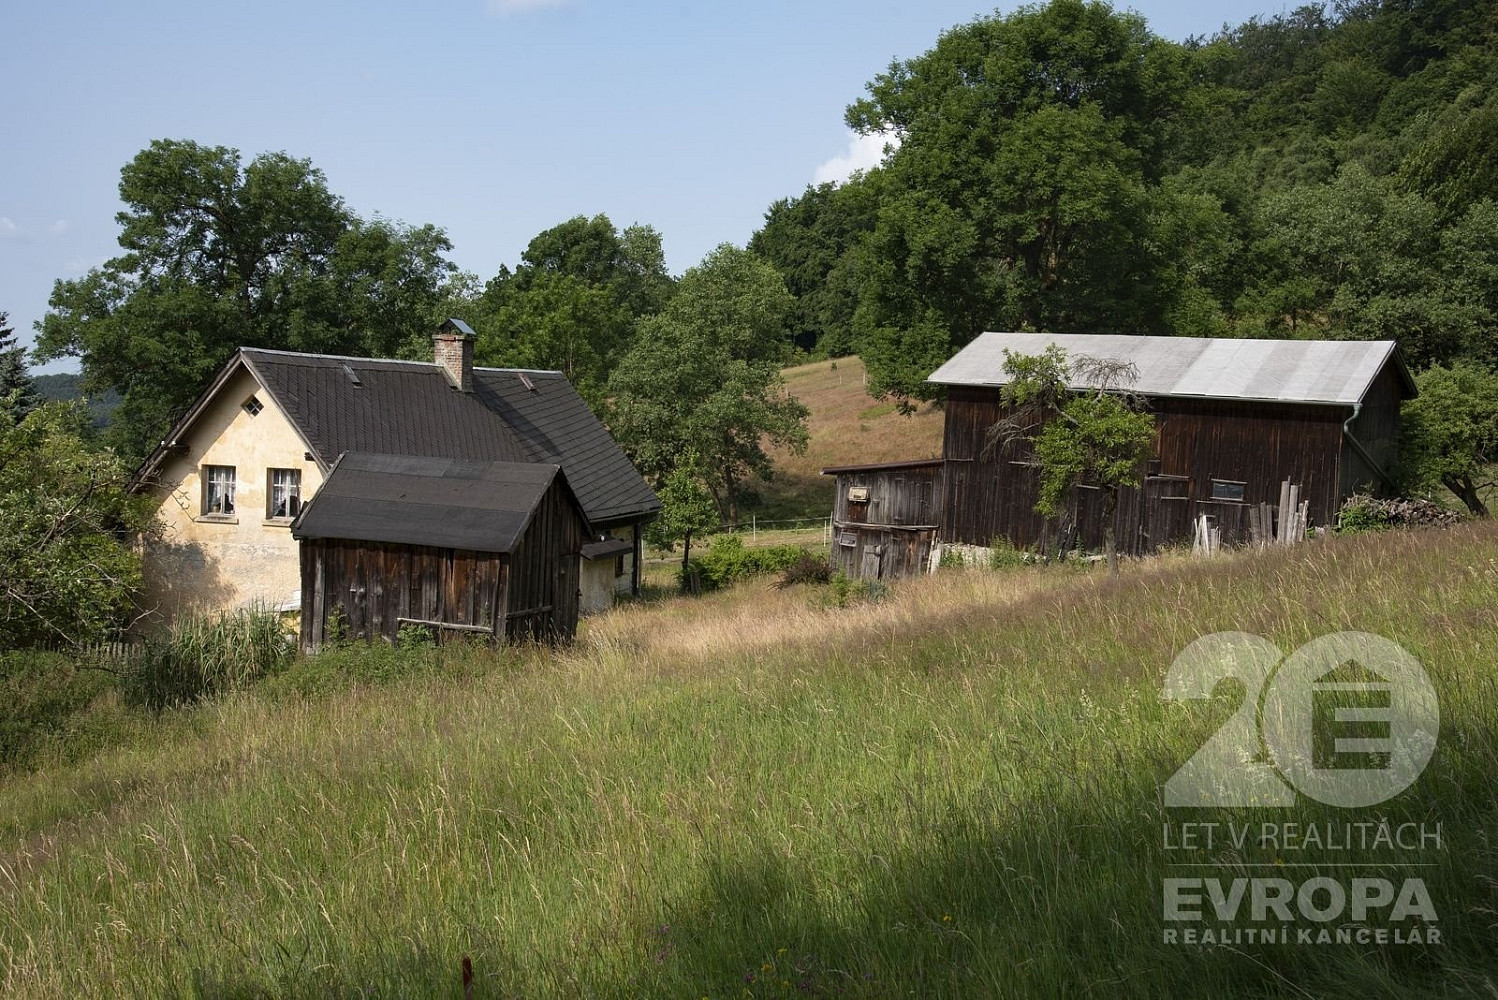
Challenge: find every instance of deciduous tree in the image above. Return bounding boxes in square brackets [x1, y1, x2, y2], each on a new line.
[607, 245, 808, 521]
[1399, 361, 1498, 516]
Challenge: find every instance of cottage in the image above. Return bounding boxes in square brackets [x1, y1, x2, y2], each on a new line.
[292, 453, 587, 648]
[131, 320, 659, 622]
[830, 332, 1415, 578]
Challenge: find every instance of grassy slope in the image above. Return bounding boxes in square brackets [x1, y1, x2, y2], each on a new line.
[2, 526, 1497, 997]
[751, 356, 944, 522]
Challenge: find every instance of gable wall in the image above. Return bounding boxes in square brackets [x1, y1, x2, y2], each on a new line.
[141, 367, 323, 622]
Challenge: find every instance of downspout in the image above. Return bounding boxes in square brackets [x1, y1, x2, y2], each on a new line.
[1341, 402, 1397, 493]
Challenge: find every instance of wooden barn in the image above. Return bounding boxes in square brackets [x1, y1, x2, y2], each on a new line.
[821, 460, 943, 580]
[291, 452, 587, 649]
[928, 333, 1416, 556]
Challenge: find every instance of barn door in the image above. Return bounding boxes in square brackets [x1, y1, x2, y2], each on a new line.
[1142, 476, 1192, 552]
[861, 543, 884, 580]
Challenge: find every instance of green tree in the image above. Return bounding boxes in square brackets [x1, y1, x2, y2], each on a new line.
[476, 215, 674, 402]
[0, 313, 39, 418]
[0, 401, 157, 648]
[607, 244, 808, 521]
[989, 347, 1156, 574]
[846, 0, 1187, 400]
[1399, 361, 1498, 516]
[749, 176, 881, 356]
[644, 456, 722, 592]
[34, 139, 460, 461]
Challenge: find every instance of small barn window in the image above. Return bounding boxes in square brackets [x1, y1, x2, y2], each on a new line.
[241, 395, 263, 416]
[267, 468, 302, 519]
[847, 486, 869, 503]
[202, 465, 236, 516]
[1210, 479, 1247, 502]
[838, 531, 857, 547]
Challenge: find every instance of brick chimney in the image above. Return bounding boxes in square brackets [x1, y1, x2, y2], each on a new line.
[433, 318, 476, 392]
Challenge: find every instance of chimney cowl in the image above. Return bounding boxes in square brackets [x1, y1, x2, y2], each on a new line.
[433, 318, 475, 392]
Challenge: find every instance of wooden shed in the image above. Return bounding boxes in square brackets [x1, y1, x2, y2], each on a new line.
[822, 459, 943, 580]
[291, 452, 587, 649]
[928, 333, 1416, 555]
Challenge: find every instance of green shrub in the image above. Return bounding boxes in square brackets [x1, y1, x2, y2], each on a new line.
[819, 571, 890, 608]
[776, 550, 834, 588]
[122, 607, 293, 710]
[1336, 494, 1395, 534]
[681, 535, 808, 592]
[988, 537, 1029, 569]
[938, 545, 967, 570]
[0, 649, 118, 772]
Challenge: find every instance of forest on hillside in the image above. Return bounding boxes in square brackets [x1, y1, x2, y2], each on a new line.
[751, 0, 1498, 399]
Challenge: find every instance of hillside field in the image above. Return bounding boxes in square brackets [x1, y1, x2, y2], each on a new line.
[1, 522, 1496, 997]
[751, 356, 944, 523]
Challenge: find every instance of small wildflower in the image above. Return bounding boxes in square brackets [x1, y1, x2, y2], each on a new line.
[777, 947, 787, 955]
[762, 962, 773, 971]
[942, 914, 953, 922]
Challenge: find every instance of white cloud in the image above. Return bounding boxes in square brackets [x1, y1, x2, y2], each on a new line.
[0, 217, 17, 237]
[813, 130, 898, 186]
[487, 0, 568, 13]
[48, 220, 68, 236]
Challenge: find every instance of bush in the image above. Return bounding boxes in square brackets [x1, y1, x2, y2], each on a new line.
[988, 538, 1029, 569]
[682, 535, 808, 592]
[0, 649, 118, 772]
[122, 607, 294, 710]
[776, 551, 834, 588]
[819, 572, 889, 609]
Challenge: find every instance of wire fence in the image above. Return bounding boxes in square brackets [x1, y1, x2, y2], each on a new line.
[713, 515, 834, 545]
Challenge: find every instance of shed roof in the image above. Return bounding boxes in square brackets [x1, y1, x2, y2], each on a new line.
[927, 333, 1415, 406]
[291, 452, 576, 553]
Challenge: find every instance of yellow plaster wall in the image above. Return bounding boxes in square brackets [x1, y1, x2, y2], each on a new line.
[141, 368, 323, 622]
[579, 526, 636, 615]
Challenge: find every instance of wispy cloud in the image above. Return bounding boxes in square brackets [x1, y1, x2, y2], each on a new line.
[487, 0, 568, 13]
[813, 130, 898, 186]
[48, 220, 68, 236]
[0, 217, 17, 237]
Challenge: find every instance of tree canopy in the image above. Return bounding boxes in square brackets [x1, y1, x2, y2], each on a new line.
[607, 244, 808, 521]
[473, 214, 675, 409]
[0, 312, 38, 419]
[35, 139, 462, 461]
[749, 0, 1498, 406]
[0, 400, 157, 648]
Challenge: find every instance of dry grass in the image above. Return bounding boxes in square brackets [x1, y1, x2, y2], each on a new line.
[1, 525, 1496, 997]
[755, 356, 945, 519]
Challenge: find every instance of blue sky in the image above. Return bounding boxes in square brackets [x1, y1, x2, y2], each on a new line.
[2, 0, 1283, 372]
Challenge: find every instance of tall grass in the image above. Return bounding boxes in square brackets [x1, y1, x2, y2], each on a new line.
[0, 526, 1495, 997]
[122, 607, 293, 709]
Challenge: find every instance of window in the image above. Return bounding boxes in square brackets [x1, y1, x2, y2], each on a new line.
[1210, 479, 1247, 502]
[203, 465, 236, 516]
[267, 468, 302, 519]
[241, 395, 263, 416]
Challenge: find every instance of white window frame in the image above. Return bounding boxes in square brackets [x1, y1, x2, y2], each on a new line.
[202, 465, 236, 516]
[267, 467, 302, 520]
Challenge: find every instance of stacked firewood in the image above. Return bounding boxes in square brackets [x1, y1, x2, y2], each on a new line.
[1339, 493, 1463, 529]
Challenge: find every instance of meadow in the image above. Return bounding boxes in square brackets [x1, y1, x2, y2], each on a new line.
[1, 521, 1495, 997]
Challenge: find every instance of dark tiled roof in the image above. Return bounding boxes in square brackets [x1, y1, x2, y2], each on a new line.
[473, 368, 662, 525]
[291, 452, 566, 553]
[237, 349, 658, 525]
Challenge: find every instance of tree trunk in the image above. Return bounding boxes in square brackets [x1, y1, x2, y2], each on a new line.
[1442, 474, 1489, 517]
[680, 531, 693, 594]
[1103, 487, 1120, 576]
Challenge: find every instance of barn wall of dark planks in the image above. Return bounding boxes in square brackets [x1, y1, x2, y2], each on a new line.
[298, 477, 584, 649]
[939, 386, 1366, 555]
[827, 461, 942, 580]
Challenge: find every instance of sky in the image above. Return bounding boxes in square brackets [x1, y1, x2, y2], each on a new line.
[2, 0, 1285, 373]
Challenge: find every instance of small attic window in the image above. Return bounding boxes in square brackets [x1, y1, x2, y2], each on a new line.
[241, 395, 264, 416]
[341, 363, 364, 387]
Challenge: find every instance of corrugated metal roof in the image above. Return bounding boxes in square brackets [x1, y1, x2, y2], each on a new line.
[926, 333, 1412, 405]
[235, 349, 660, 525]
[291, 452, 566, 552]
